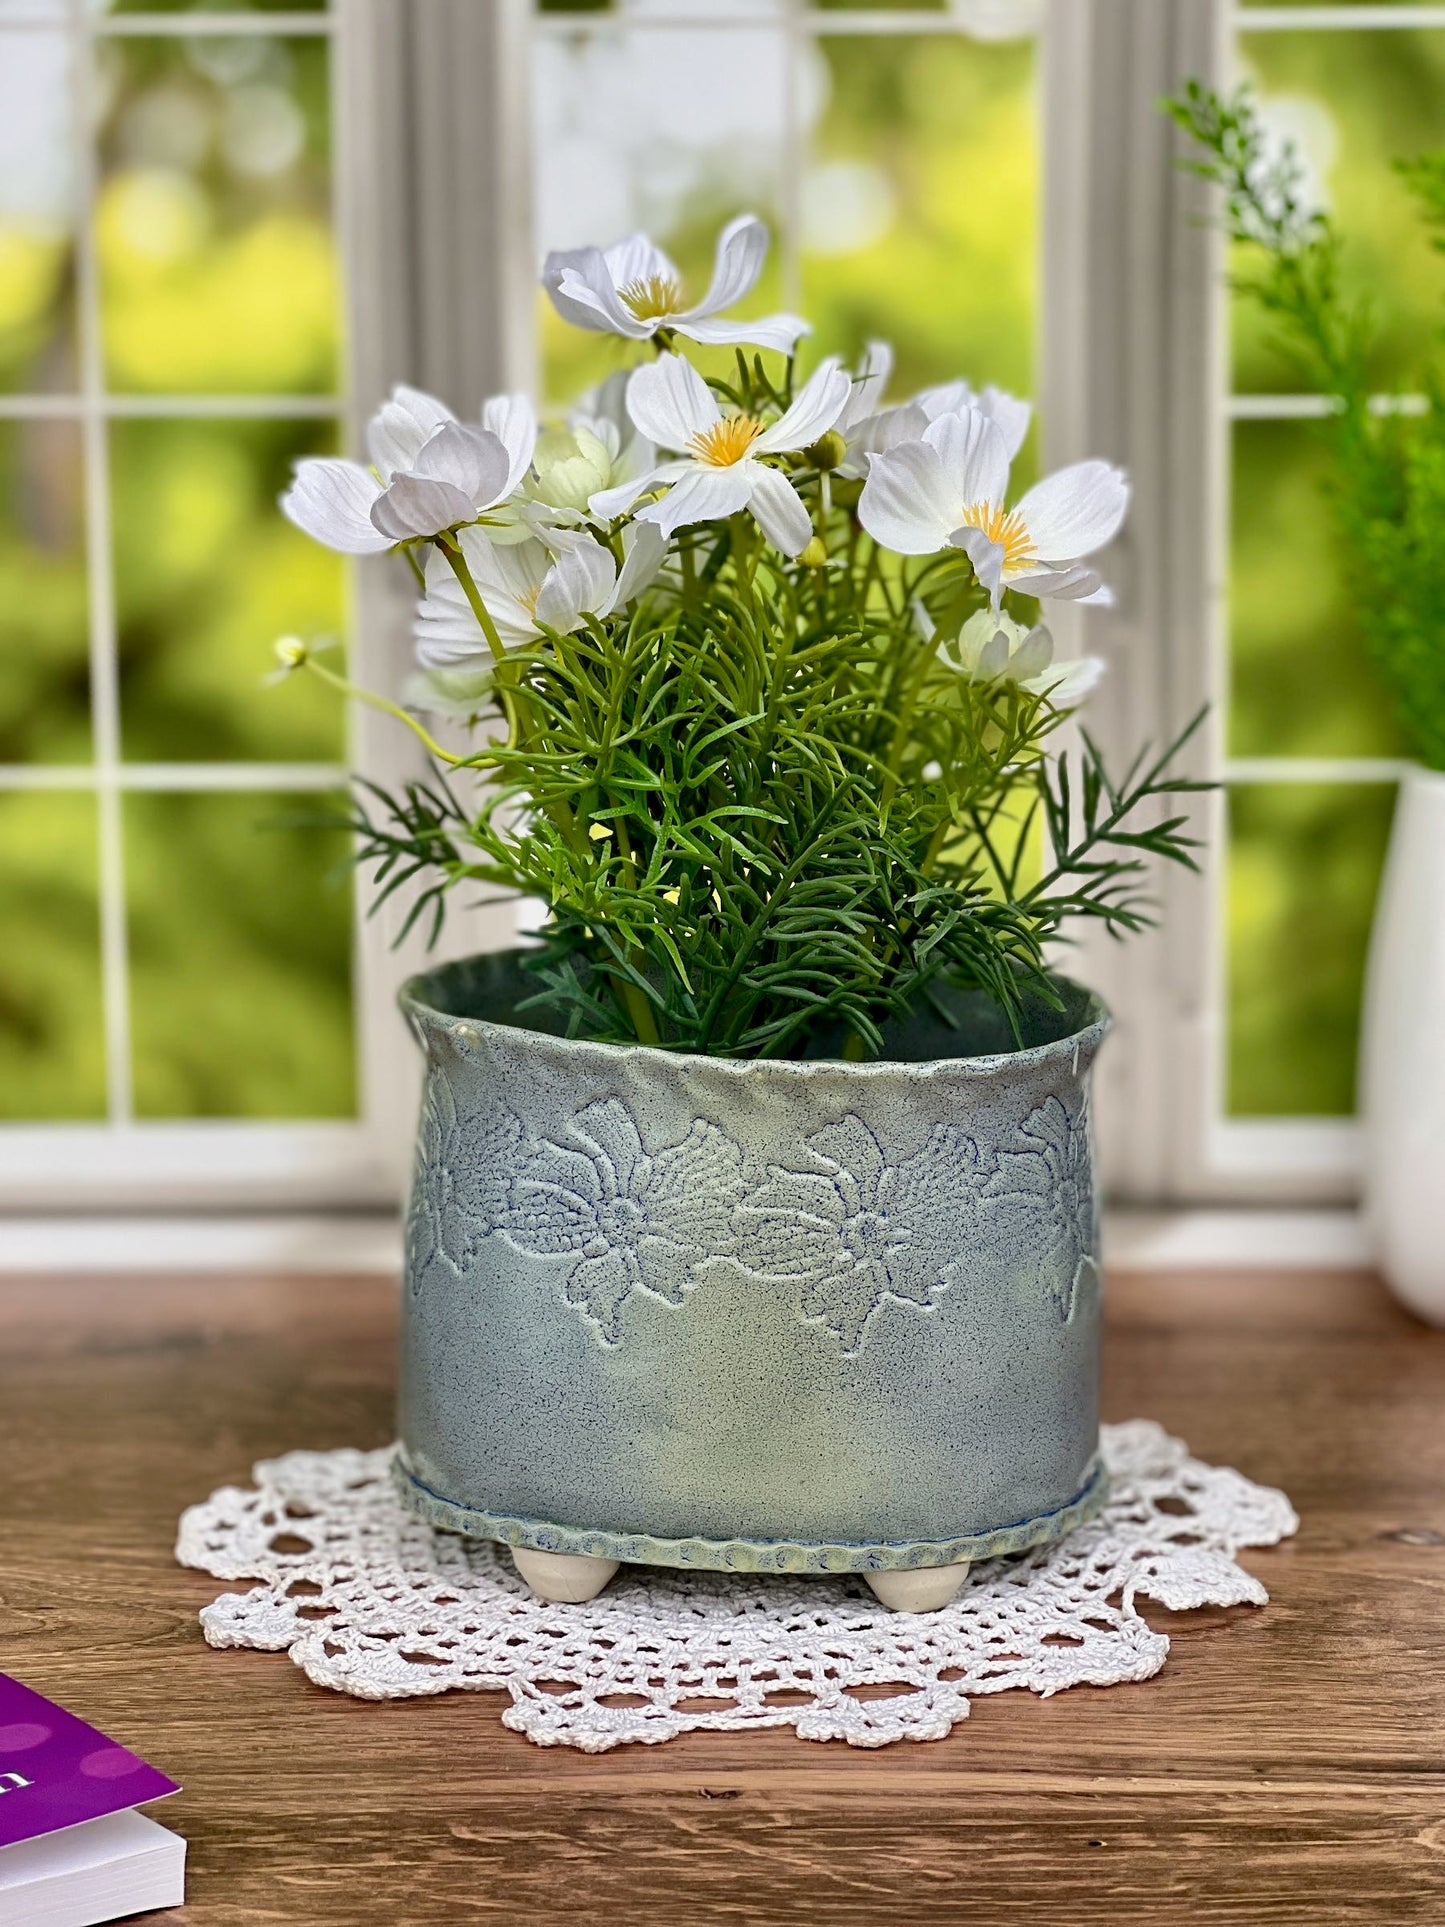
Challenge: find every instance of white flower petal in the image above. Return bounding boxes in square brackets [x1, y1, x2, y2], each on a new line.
[1015, 459, 1129, 562]
[460, 527, 548, 611]
[1026, 655, 1107, 706]
[745, 465, 813, 557]
[603, 231, 680, 293]
[625, 354, 720, 452]
[754, 358, 850, 454]
[614, 519, 668, 603]
[1009, 563, 1105, 601]
[481, 393, 538, 499]
[1009, 625, 1054, 680]
[534, 539, 617, 632]
[977, 625, 1010, 676]
[589, 469, 663, 522]
[415, 530, 546, 657]
[857, 441, 960, 555]
[543, 245, 652, 338]
[977, 385, 1032, 462]
[840, 339, 893, 432]
[404, 663, 495, 720]
[637, 464, 754, 538]
[281, 458, 389, 554]
[923, 407, 1011, 512]
[684, 212, 768, 320]
[916, 378, 974, 420]
[673, 311, 810, 354]
[570, 369, 631, 438]
[366, 384, 455, 480]
[840, 399, 929, 480]
[951, 525, 1005, 607]
[369, 474, 476, 542]
[410, 422, 511, 505]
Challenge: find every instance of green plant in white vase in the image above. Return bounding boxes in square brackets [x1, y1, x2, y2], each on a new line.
[1168, 84, 1445, 1320]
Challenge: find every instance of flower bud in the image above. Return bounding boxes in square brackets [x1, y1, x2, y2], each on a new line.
[798, 536, 829, 568]
[273, 635, 309, 671]
[804, 429, 847, 472]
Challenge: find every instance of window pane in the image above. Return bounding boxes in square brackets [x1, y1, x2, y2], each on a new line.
[1229, 418, 1406, 759]
[0, 29, 76, 393]
[112, 416, 345, 763]
[802, 29, 1036, 398]
[96, 34, 338, 394]
[0, 788, 105, 1119]
[533, 23, 787, 407]
[1226, 782, 1394, 1117]
[125, 788, 354, 1119]
[0, 417, 90, 763]
[1232, 30, 1445, 395]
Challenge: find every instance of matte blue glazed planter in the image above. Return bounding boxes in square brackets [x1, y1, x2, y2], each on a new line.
[393, 950, 1109, 1602]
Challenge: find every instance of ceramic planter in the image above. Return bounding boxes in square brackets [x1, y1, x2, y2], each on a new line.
[394, 950, 1110, 1610]
[1361, 765, 1445, 1323]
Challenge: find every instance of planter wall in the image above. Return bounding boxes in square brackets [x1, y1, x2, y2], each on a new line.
[394, 950, 1110, 1576]
[1361, 765, 1445, 1323]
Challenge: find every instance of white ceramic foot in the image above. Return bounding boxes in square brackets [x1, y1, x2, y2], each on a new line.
[864, 1561, 971, 1614]
[511, 1547, 620, 1604]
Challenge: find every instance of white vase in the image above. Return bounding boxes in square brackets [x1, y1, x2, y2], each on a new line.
[1360, 765, 1445, 1322]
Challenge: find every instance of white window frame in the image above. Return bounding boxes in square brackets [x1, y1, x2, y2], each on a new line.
[0, 0, 533, 1213]
[1, 0, 1407, 1220]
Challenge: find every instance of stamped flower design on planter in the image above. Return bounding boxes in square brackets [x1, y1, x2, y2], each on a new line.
[983, 1094, 1097, 1322]
[734, 1114, 988, 1354]
[496, 1096, 748, 1344]
[405, 1065, 524, 1291]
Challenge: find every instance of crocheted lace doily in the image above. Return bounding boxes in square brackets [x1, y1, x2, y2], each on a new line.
[176, 1420, 1296, 1751]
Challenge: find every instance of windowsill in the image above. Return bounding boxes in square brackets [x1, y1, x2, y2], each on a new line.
[0, 1208, 1375, 1276]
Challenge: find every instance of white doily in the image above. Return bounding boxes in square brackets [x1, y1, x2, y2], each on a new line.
[175, 1421, 1296, 1751]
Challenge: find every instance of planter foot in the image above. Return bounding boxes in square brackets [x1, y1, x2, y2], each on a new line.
[511, 1547, 620, 1604]
[864, 1561, 971, 1614]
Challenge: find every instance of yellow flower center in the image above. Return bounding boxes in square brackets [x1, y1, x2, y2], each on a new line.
[957, 501, 1035, 575]
[518, 585, 540, 616]
[689, 415, 765, 468]
[619, 273, 684, 322]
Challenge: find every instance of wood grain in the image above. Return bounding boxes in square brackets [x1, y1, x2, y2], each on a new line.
[1, 1266, 1442, 1925]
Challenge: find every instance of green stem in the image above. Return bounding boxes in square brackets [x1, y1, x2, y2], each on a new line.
[440, 537, 506, 663]
[879, 633, 944, 815]
[301, 657, 492, 771]
[612, 819, 662, 1047]
[438, 537, 593, 863]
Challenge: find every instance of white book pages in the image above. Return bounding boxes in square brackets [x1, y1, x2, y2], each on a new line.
[0, 1809, 186, 1927]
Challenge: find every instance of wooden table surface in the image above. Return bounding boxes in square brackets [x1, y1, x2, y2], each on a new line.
[1, 1267, 1442, 1926]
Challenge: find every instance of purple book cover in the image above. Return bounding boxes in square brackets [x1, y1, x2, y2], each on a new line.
[0, 1674, 179, 1851]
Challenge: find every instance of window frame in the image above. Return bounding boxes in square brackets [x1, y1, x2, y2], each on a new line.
[0, 0, 534, 1212]
[1, 0, 1409, 1214]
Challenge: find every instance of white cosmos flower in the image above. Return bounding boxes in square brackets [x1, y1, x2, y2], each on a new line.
[945, 609, 1105, 707]
[414, 524, 666, 672]
[589, 353, 851, 558]
[858, 405, 1128, 608]
[915, 380, 1031, 461]
[280, 385, 538, 554]
[543, 213, 807, 355]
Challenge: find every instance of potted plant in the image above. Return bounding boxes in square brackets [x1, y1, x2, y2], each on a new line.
[1168, 86, 1445, 1323]
[278, 215, 1201, 1610]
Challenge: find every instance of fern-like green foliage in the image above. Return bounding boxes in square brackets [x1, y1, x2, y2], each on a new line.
[347, 456, 1202, 1059]
[1165, 80, 1445, 769]
[281, 224, 1206, 1061]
